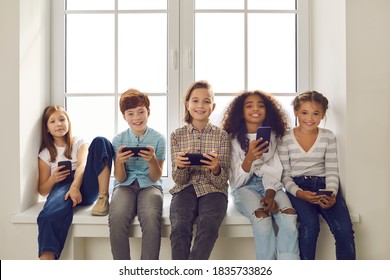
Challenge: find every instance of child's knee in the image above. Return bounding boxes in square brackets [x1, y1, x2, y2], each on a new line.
[254, 208, 269, 219]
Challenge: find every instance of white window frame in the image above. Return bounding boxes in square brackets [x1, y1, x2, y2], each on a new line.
[51, 0, 310, 191]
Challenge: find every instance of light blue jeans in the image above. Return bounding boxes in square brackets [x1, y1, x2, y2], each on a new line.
[232, 175, 300, 260]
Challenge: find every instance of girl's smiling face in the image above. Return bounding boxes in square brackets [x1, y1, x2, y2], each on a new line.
[185, 88, 215, 124]
[47, 111, 69, 139]
[295, 101, 325, 131]
[123, 105, 149, 136]
[243, 94, 266, 128]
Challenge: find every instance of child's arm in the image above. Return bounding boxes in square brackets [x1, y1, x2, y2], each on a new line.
[324, 131, 339, 195]
[204, 131, 231, 188]
[114, 146, 132, 183]
[65, 143, 88, 207]
[139, 146, 164, 182]
[38, 159, 70, 196]
[278, 136, 301, 196]
[171, 132, 190, 185]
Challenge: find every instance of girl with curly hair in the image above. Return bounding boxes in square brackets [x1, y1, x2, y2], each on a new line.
[222, 90, 299, 260]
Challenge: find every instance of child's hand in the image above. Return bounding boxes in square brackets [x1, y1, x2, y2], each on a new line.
[296, 190, 322, 204]
[139, 146, 156, 163]
[175, 148, 191, 169]
[202, 151, 221, 176]
[261, 196, 278, 213]
[116, 146, 133, 164]
[318, 194, 336, 209]
[260, 189, 278, 213]
[246, 138, 269, 162]
[52, 165, 71, 183]
[64, 186, 82, 207]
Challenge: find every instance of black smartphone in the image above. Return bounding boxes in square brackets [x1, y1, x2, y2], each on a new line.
[122, 147, 150, 157]
[315, 190, 333, 196]
[58, 160, 72, 172]
[184, 153, 212, 166]
[256, 126, 272, 152]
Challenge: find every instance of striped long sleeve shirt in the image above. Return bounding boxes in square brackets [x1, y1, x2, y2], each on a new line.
[278, 128, 339, 196]
[169, 122, 231, 197]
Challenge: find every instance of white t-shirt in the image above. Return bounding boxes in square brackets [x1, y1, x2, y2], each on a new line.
[38, 137, 87, 175]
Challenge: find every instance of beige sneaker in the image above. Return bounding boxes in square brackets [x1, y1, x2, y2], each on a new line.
[91, 193, 109, 216]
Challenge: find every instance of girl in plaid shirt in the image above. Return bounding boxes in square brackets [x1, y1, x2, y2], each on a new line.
[169, 80, 231, 260]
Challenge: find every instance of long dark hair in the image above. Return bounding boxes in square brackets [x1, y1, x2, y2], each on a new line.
[222, 90, 289, 152]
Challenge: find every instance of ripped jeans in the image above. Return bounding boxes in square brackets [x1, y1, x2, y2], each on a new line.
[232, 175, 300, 260]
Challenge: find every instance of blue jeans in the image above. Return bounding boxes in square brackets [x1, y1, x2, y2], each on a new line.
[232, 175, 300, 260]
[37, 137, 114, 259]
[169, 185, 228, 260]
[287, 176, 356, 260]
[109, 181, 163, 260]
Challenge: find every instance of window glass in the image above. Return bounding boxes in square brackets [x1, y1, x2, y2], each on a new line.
[66, 96, 116, 143]
[195, 13, 244, 93]
[118, 14, 167, 93]
[66, 14, 115, 93]
[248, 13, 296, 92]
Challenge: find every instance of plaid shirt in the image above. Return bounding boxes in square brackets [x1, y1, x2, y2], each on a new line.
[170, 122, 231, 197]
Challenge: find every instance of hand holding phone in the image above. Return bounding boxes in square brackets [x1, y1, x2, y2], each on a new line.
[315, 190, 333, 196]
[58, 160, 72, 182]
[58, 160, 72, 172]
[184, 153, 213, 166]
[256, 126, 271, 153]
[122, 147, 150, 157]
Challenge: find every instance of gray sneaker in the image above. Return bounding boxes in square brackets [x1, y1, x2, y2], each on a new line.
[91, 193, 109, 216]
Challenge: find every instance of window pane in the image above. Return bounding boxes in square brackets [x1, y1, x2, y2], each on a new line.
[66, 14, 114, 93]
[195, 13, 244, 93]
[117, 96, 168, 176]
[118, 14, 167, 93]
[119, 0, 167, 10]
[66, 0, 114, 10]
[210, 96, 235, 127]
[248, 0, 296, 10]
[195, 0, 244, 9]
[248, 13, 296, 92]
[66, 96, 116, 143]
[277, 95, 295, 126]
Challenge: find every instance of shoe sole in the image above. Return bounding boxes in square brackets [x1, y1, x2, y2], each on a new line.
[91, 210, 109, 216]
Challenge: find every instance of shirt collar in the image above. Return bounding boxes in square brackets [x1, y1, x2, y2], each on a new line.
[128, 126, 149, 141]
[187, 121, 213, 133]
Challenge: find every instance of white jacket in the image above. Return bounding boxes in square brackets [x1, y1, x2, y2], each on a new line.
[229, 132, 284, 192]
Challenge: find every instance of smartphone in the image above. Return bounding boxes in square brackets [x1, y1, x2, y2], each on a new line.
[58, 160, 72, 182]
[256, 126, 272, 152]
[122, 147, 150, 157]
[58, 160, 72, 172]
[184, 153, 212, 166]
[315, 190, 333, 196]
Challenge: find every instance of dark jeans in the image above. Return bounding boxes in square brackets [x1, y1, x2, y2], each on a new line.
[37, 137, 114, 259]
[169, 185, 228, 260]
[287, 176, 356, 260]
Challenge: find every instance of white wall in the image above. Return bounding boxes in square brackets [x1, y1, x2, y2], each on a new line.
[344, 0, 390, 259]
[0, 0, 50, 259]
[0, 0, 389, 260]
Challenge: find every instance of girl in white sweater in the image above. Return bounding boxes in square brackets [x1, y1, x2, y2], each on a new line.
[222, 90, 299, 260]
